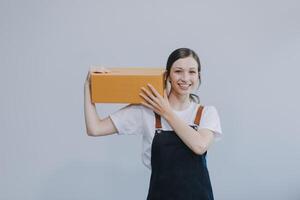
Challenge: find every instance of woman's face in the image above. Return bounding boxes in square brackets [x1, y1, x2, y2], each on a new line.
[168, 56, 199, 96]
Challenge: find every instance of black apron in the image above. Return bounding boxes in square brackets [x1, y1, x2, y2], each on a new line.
[146, 105, 214, 200]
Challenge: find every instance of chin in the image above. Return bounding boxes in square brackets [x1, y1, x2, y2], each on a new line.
[175, 88, 192, 95]
[180, 91, 192, 96]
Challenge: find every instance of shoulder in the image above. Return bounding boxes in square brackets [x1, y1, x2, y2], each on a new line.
[195, 104, 219, 115]
[117, 103, 145, 113]
[110, 104, 144, 119]
[198, 104, 221, 126]
[202, 105, 219, 113]
[198, 104, 223, 138]
[112, 103, 156, 120]
[109, 104, 146, 135]
[124, 103, 143, 109]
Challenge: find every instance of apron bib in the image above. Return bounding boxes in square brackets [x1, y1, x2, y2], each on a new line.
[146, 105, 214, 200]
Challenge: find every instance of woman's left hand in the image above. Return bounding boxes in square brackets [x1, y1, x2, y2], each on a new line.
[139, 84, 173, 118]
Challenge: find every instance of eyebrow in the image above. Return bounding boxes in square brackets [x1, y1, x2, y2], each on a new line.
[174, 67, 197, 70]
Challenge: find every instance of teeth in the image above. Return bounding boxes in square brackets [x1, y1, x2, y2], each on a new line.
[178, 84, 190, 86]
[178, 83, 191, 89]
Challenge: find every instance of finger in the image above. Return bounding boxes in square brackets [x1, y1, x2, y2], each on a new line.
[147, 84, 161, 98]
[141, 87, 159, 104]
[139, 92, 159, 109]
[140, 101, 154, 110]
[89, 65, 97, 72]
[102, 68, 111, 73]
[140, 101, 150, 108]
[90, 66, 111, 73]
[140, 101, 160, 115]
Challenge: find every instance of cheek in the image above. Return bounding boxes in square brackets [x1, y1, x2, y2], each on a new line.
[169, 74, 179, 81]
[192, 74, 200, 81]
[193, 76, 199, 82]
[194, 78, 200, 85]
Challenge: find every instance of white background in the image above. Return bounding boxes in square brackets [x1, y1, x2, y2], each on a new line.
[1, 0, 299, 199]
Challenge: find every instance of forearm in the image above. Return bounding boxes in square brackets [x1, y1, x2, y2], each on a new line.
[84, 83, 101, 134]
[163, 111, 207, 155]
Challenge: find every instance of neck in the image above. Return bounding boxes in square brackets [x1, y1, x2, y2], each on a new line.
[168, 89, 191, 111]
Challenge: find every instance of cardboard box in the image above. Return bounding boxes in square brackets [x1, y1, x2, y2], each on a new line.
[91, 67, 166, 104]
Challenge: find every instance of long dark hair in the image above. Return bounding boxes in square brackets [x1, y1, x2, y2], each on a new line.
[165, 48, 201, 103]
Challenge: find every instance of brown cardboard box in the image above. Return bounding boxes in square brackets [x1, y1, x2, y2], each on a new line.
[91, 67, 166, 104]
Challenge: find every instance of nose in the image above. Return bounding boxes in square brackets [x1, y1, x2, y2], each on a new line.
[180, 71, 190, 82]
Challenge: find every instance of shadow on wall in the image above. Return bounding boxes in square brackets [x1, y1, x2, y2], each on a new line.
[38, 161, 148, 200]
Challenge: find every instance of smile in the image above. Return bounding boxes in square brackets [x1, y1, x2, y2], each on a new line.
[178, 83, 191, 90]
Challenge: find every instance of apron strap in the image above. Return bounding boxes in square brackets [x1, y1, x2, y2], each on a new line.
[154, 104, 204, 129]
[155, 112, 162, 129]
[193, 105, 204, 126]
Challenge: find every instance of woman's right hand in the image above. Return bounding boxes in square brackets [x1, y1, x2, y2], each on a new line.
[85, 66, 111, 88]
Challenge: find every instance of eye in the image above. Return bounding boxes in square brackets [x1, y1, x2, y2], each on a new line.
[175, 70, 182, 73]
[190, 71, 196, 73]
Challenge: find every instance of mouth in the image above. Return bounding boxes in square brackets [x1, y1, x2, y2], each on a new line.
[178, 83, 192, 90]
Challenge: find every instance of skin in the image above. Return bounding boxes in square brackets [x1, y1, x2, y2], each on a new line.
[84, 59, 214, 155]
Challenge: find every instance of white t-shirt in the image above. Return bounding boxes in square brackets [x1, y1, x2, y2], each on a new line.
[109, 101, 223, 170]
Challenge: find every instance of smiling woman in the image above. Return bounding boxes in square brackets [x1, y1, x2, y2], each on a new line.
[83, 47, 223, 200]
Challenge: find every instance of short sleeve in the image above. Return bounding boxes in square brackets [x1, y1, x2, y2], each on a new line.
[109, 104, 143, 135]
[199, 106, 223, 141]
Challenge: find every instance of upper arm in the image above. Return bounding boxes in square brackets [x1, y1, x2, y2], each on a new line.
[89, 116, 118, 136]
[88, 104, 144, 136]
[108, 104, 144, 136]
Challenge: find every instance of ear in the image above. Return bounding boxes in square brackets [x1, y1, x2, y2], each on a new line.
[163, 71, 167, 81]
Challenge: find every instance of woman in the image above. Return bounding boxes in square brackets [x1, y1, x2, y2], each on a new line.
[84, 48, 222, 200]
